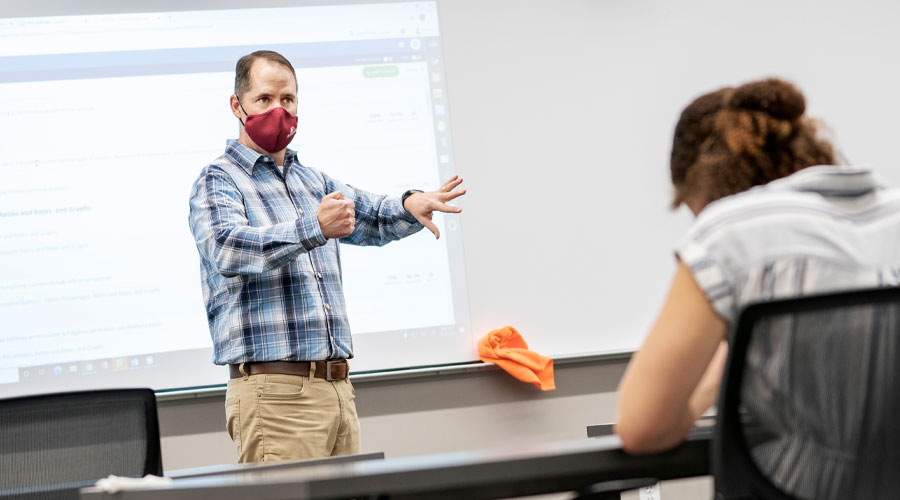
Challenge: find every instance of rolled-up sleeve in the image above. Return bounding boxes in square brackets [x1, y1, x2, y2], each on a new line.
[320, 173, 423, 247]
[676, 237, 736, 323]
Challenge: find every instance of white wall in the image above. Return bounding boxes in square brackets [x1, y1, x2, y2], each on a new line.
[444, 0, 900, 359]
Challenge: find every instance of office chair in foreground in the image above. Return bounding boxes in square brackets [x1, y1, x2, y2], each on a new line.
[0, 388, 162, 500]
[713, 286, 900, 500]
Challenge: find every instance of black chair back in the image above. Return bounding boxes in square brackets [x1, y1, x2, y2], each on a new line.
[0, 388, 162, 499]
[714, 287, 900, 500]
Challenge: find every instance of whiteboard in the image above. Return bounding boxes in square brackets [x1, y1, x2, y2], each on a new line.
[442, 0, 900, 357]
[1, 0, 899, 397]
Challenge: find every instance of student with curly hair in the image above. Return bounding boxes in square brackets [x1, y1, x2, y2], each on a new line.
[616, 78, 900, 498]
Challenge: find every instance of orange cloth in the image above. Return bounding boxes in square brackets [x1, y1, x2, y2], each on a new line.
[477, 326, 555, 391]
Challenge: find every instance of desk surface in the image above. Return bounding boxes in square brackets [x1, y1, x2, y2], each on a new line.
[165, 452, 385, 479]
[81, 428, 712, 500]
[586, 415, 717, 438]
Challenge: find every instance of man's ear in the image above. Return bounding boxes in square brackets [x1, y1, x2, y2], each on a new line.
[230, 94, 243, 120]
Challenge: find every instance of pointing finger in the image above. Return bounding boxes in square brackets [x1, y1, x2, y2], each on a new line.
[421, 217, 440, 239]
[434, 202, 462, 214]
[441, 176, 462, 192]
[441, 188, 467, 202]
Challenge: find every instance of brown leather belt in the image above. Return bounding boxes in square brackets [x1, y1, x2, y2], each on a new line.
[229, 360, 349, 381]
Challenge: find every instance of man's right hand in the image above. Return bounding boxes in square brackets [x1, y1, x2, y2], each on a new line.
[317, 191, 355, 239]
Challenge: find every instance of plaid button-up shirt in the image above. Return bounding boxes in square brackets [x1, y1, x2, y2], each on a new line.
[189, 140, 422, 365]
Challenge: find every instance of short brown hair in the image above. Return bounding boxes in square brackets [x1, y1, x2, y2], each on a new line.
[234, 50, 297, 98]
[670, 78, 835, 209]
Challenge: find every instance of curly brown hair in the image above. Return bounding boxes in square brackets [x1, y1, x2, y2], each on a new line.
[670, 78, 835, 209]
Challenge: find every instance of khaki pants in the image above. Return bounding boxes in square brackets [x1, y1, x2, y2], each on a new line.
[224, 364, 360, 463]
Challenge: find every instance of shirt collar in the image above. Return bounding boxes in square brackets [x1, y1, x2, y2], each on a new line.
[224, 139, 297, 175]
[770, 165, 885, 197]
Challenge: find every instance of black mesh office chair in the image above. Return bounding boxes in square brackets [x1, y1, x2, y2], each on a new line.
[0, 388, 162, 500]
[713, 286, 900, 500]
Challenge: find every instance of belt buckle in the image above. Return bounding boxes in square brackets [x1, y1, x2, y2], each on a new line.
[325, 360, 340, 381]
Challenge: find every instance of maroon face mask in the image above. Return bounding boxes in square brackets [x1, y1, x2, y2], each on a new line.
[238, 100, 298, 153]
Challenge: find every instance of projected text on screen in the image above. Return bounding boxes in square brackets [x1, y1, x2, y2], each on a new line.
[0, 2, 472, 397]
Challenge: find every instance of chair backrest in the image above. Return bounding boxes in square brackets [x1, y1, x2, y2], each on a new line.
[713, 286, 900, 500]
[0, 388, 162, 499]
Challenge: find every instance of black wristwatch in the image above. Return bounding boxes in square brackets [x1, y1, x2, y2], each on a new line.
[401, 189, 423, 211]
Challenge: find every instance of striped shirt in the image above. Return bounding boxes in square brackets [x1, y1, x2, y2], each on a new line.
[678, 165, 900, 323]
[188, 140, 422, 365]
[676, 165, 900, 499]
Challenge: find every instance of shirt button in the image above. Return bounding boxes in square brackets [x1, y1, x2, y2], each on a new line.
[317, 272, 323, 279]
[324, 304, 331, 310]
[298, 208, 303, 214]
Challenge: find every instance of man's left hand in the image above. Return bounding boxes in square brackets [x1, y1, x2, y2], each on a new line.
[403, 175, 466, 239]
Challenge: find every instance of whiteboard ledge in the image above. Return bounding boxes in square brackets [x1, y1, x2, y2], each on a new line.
[154, 350, 633, 402]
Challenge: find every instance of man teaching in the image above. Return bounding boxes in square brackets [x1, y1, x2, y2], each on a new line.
[188, 50, 466, 463]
